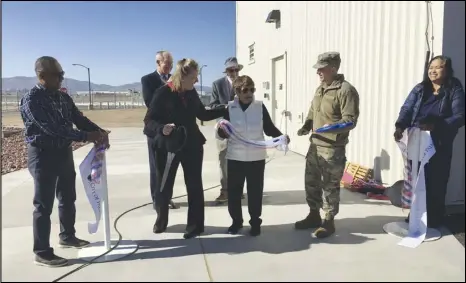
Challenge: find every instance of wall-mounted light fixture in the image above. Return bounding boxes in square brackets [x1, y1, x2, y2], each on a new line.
[265, 10, 281, 29]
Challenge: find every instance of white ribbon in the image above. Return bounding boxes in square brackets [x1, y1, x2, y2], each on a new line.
[216, 119, 288, 152]
[396, 127, 436, 248]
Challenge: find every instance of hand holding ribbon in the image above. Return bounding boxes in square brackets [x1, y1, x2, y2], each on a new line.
[216, 119, 289, 152]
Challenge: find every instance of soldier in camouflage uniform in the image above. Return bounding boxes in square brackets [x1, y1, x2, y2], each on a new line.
[295, 52, 360, 238]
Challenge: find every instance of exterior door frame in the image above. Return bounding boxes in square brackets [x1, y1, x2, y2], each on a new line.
[271, 53, 288, 135]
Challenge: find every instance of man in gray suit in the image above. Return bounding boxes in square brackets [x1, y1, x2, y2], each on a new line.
[209, 57, 245, 203]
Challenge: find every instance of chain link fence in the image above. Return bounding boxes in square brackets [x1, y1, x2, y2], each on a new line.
[1, 90, 146, 113]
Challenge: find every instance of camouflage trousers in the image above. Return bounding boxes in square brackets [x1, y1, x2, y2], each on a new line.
[305, 144, 346, 219]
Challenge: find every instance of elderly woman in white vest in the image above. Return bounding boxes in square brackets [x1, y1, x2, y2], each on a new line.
[217, 75, 290, 236]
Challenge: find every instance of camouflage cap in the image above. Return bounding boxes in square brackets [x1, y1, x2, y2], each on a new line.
[312, 52, 341, 69]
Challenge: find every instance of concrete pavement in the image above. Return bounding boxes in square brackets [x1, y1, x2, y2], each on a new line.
[2, 127, 465, 282]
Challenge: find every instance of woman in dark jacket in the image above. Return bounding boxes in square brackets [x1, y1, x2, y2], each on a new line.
[394, 55, 465, 228]
[144, 58, 227, 239]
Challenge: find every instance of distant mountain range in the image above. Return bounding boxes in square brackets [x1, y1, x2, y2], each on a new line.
[1, 76, 213, 94]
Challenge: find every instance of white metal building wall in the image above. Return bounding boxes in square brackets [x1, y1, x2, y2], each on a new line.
[236, 1, 465, 206]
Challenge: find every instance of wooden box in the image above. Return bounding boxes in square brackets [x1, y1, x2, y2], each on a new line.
[340, 162, 374, 192]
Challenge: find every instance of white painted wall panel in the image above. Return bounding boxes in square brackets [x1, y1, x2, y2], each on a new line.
[237, 1, 464, 205]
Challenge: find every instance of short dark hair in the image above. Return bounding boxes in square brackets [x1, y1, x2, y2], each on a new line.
[35, 56, 58, 77]
[233, 75, 255, 91]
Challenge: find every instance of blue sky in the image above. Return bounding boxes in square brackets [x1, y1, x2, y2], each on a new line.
[1, 1, 236, 86]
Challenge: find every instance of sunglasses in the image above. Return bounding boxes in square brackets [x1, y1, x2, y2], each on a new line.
[227, 68, 240, 73]
[46, 71, 65, 77]
[237, 87, 255, 94]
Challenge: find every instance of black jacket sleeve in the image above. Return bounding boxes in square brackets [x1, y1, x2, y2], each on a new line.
[141, 75, 153, 108]
[143, 86, 171, 138]
[262, 105, 283, 137]
[142, 74, 162, 108]
[195, 91, 227, 121]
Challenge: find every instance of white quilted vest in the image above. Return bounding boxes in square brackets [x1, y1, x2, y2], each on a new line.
[225, 99, 266, 161]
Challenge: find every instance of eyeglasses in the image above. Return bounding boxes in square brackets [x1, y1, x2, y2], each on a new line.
[237, 87, 255, 94]
[46, 71, 65, 79]
[227, 68, 240, 73]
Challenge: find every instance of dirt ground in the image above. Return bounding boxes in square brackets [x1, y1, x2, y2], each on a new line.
[1, 108, 216, 128]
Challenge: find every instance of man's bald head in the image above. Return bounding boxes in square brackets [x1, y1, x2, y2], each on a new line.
[35, 56, 64, 90]
[155, 51, 173, 75]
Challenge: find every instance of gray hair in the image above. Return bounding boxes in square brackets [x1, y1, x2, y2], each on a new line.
[34, 56, 59, 77]
[155, 51, 172, 63]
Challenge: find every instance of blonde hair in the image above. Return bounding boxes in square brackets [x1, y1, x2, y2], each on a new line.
[170, 58, 199, 92]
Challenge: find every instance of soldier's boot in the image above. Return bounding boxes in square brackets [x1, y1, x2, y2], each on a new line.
[314, 219, 336, 238]
[294, 210, 322, 230]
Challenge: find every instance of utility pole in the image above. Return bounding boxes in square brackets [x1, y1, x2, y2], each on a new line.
[72, 63, 93, 110]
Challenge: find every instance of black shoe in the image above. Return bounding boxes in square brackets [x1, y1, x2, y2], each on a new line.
[405, 213, 410, 223]
[183, 227, 204, 239]
[295, 211, 322, 230]
[59, 236, 90, 249]
[153, 223, 167, 234]
[249, 226, 261, 237]
[170, 200, 179, 209]
[227, 223, 243, 235]
[34, 254, 68, 267]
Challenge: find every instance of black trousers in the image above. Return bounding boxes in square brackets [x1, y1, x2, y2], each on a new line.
[153, 146, 205, 232]
[424, 142, 453, 228]
[27, 145, 77, 257]
[147, 137, 157, 204]
[227, 159, 266, 227]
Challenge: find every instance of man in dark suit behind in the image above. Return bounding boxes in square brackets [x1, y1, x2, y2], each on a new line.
[141, 50, 178, 209]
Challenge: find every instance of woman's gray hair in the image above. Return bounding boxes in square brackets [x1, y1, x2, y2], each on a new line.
[35, 56, 58, 77]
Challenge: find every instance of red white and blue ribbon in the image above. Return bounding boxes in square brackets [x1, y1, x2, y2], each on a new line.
[79, 145, 107, 234]
[396, 127, 436, 248]
[88, 145, 106, 183]
[216, 119, 288, 152]
[314, 121, 354, 133]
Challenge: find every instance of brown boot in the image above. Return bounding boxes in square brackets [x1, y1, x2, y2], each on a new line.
[294, 211, 322, 230]
[314, 219, 336, 238]
[215, 190, 228, 204]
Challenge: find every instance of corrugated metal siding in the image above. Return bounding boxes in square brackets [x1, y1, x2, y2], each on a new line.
[236, 1, 463, 204]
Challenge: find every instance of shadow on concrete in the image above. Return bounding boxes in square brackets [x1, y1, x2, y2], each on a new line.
[61, 258, 89, 267]
[176, 190, 393, 208]
[119, 215, 403, 261]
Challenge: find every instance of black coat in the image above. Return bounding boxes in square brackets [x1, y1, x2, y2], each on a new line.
[144, 84, 226, 150]
[141, 71, 170, 108]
